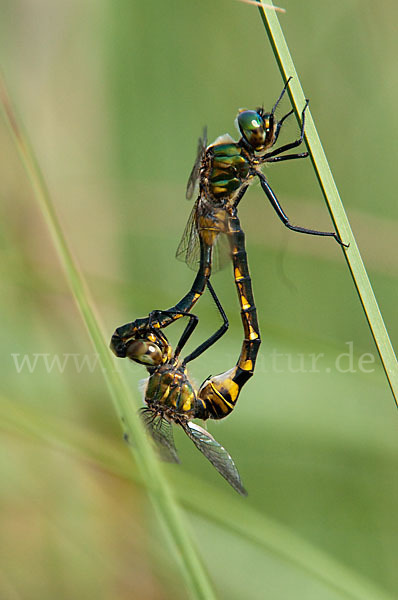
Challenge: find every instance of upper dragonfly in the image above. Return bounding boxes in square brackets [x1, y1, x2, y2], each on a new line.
[177, 77, 347, 275]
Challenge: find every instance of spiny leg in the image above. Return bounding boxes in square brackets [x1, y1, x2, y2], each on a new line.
[266, 152, 308, 163]
[271, 76, 292, 115]
[257, 170, 348, 247]
[232, 183, 249, 210]
[148, 309, 199, 358]
[183, 280, 229, 365]
[145, 281, 229, 365]
[272, 108, 294, 147]
[262, 99, 309, 161]
[270, 78, 295, 146]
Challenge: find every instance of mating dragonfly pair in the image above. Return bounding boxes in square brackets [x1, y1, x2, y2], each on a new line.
[110, 79, 347, 495]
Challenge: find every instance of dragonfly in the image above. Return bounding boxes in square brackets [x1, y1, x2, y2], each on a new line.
[175, 76, 347, 294]
[112, 78, 346, 368]
[120, 280, 247, 495]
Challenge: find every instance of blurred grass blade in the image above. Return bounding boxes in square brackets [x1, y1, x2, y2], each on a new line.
[257, 2, 398, 406]
[184, 486, 396, 600]
[2, 396, 395, 600]
[0, 73, 217, 600]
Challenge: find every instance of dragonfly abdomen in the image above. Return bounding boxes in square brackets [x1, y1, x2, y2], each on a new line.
[193, 210, 261, 422]
[195, 363, 254, 420]
[227, 213, 260, 348]
[196, 368, 239, 419]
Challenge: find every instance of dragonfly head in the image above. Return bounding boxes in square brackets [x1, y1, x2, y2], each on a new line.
[126, 339, 163, 367]
[236, 108, 275, 151]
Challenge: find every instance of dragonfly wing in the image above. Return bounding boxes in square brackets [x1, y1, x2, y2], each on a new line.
[176, 199, 231, 273]
[175, 202, 201, 271]
[183, 422, 247, 496]
[186, 127, 207, 200]
[212, 231, 232, 272]
[141, 408, 180, 463]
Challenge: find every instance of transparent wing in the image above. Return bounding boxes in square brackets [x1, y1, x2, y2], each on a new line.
[186, 127, 207, 200]
[212, 232, 232, 272]
[140, 408, 180, 463]
[182, 422, 247, 496]
[175, 202, 200, 270]
[176, 200, 232, 272]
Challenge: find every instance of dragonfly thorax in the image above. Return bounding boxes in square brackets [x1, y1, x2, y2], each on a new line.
[206, 142, 251, 200]
[145, 362, 199, 417]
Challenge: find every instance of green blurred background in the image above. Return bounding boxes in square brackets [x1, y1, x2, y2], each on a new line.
[1, 1, 397, 598]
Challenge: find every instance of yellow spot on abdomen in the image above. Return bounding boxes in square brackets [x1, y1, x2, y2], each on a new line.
[242, 359, 253, 371]
[249, 327, 258, 341]
[240, 295, 250, 311]
[234, 267, 243, 280]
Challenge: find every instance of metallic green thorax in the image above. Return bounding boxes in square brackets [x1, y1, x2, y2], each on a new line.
[208, 143, 250, 199]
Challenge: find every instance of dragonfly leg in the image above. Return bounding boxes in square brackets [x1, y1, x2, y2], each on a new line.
[257, 171, 348, 247]
[232, 184, 249, 209]
[172, 313, 199, 358]
[272, 108, 294, 147]
[271, 76, 292, 115]
[265, 152, 308, 163]
[148, 308, 199, 358]
[269, 78, 294, 146]
[125, 278, 228, 365]
[183, 280, 229, 365]
[262, 99, 309, 161]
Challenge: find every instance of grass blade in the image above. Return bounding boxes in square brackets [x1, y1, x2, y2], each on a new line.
[3, 396, 396, 600]
[257, 2, 398, 406]
[0, 73, 217, 600]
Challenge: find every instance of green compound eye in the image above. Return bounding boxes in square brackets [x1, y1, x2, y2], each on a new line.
[237, 110, 266, 150]
[238, 110, 262, 131]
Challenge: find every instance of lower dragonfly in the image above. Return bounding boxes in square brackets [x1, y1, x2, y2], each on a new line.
[111, 202, 260, 415]
[121, 280, 247, 495]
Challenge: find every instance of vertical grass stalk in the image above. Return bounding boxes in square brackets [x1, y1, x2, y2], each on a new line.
[257, 1, 398, 406]
[0, 73, 217, 600]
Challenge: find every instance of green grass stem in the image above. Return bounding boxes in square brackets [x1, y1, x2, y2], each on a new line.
[0, 73, 217, 600]
[2, 395, 396, 600]
[257, 2, 398, 407]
